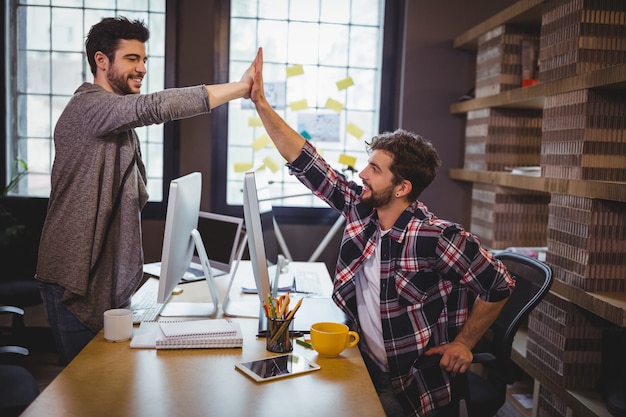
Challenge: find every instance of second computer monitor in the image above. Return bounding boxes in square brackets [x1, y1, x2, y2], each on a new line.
[242, 170, 279, 306]
[194, 211, 244, 274]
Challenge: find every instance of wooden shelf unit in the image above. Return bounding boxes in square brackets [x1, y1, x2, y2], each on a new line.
[512, 328, 613, 417]
[452, 1, 626, 416]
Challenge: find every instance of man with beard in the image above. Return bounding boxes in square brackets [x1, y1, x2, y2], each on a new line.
[249, 48, 514, 417]
[35, 17, 257, 365]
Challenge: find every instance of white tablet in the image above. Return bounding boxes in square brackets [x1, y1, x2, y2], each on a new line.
[235, 353, 320, 382]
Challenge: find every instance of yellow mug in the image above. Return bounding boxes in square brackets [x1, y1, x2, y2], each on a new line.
[310, 322, 359, 357]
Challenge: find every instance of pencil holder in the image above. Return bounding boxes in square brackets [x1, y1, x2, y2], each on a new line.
[266, 318, 293, 353]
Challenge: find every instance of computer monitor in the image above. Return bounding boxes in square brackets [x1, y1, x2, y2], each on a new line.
[157, 172, 219, 317]
[241, 170, 345, 334]
[193, 211, 244, 274]
[241, 170, 284, 308]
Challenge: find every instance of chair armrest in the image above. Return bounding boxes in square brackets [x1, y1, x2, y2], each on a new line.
[0, 305, 25, 316]
[472, 352, 496, 364]
[0, 345, 29, 356]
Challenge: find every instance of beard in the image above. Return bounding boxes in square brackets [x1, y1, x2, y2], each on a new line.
[362, 183, 395, 208]
[106, 67, 139, 95]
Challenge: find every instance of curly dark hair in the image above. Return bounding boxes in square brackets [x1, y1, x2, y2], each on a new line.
[85, 16, 150, 76]
[365, 129, 441, 201]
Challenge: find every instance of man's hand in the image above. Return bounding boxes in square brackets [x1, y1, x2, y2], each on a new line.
[240, 49, 259, 99]
[250, 47, 265, 104]
[424, 341, 473, 377]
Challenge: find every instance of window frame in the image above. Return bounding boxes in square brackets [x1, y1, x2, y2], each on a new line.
[1, 1, 179, 220]
[209, 0, 405, 225]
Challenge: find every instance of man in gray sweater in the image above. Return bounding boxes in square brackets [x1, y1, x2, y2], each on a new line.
[35, 16, 257, 364]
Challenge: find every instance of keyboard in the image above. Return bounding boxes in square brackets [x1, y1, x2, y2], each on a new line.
[130, 281, 164, 324]
[293, 270, 324, 294]
[131, 305, 163, 324]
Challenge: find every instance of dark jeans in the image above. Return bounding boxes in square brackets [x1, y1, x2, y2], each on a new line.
[361, 351, 457, 417]
[38, 282, 95, 365]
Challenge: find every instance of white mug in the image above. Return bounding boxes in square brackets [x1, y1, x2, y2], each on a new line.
[103, 309, 133, 342]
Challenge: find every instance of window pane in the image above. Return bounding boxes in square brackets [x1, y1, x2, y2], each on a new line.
[24, 51, 51, 94]
[319, 24, 349, 66]
[289, 0, 320, 22]
[23, 94, 51, 137]
[117, 0, 149, 11]
[226, 0, 385, 208]
[52, 52, 83, 95]
[22, 6, 50, 50]
[51, 8, 84, 51]
[258, 0, 288, 19]
[231, 0, 258, 18]
[320, 0, 350, 24]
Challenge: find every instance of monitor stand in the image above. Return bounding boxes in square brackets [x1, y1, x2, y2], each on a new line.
[160, 229, 220, 317]
[222, 239, 288, 318]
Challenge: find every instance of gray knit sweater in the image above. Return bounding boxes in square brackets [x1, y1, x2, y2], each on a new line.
[36, 82, 210, 332]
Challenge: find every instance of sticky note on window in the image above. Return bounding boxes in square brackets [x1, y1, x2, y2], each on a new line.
[325, 98, 344, 113]
[248, 116, 263, 127]
[346, 122, 364, 139]
[289, 99, 308, 111]
[336, 77, 354, 91]
[252, 134, 271, 151]
[234, 162, 253, 173]
[338, 154, 357, 167]
[263, 156, 281, 173]
[286, 64, 304, 77]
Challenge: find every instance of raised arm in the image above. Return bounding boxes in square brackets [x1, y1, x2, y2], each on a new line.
[205, 53, 256, 109]
[250, 47, 305, 163]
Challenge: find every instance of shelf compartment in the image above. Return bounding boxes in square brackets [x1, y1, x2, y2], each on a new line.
[453, 0, 544, 51]
[449, 168, 626, 203]
[450, 63, 626, 114]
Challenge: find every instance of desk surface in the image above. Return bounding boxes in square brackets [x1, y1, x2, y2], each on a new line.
[22, 262, 385, 417]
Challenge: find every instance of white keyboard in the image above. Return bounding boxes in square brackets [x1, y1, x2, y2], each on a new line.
[293, 270, 324, 294]
[131, 304, 163, 324]
[131, 281, 163, 324]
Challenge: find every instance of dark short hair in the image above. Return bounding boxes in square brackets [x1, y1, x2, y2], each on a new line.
[85, 16, 150, 75]
[365, 129, 441, 201]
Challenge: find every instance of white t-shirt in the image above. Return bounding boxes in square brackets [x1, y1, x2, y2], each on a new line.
[355, 229, 389, 371]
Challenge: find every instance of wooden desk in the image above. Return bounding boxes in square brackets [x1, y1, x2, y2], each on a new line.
[21, 262, 385, 417]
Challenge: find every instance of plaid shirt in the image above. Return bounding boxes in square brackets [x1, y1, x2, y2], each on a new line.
[288, 141, 514, 417]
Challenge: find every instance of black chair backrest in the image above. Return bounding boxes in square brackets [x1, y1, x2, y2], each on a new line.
[482, 252, 552, 382]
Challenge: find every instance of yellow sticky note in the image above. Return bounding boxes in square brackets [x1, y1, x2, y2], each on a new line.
[286, 64, 304, 77]
[289, 99, 308, 111]
[234, 162, 253, 173]
[346, 122, 364, 139]
[248, 116, 263, 127]
[325, 98, 344, 113]
[251, 134, 271, 151]
[336, 77, 354, 90]
[338, 154, 357, 167]
[263, 156, 281, 173]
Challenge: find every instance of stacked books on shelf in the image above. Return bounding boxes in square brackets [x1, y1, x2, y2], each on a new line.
[130, 318, 243, 349]
[546, 193, 626, 292]
[475, 24, 540, 98]
[538, 0, 626, 83]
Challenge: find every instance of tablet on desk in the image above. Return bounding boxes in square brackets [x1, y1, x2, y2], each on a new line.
[235, 353, 320, 382]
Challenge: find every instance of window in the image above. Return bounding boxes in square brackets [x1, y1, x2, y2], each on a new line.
[211, 0, 397, 220]
[4, 0, 166, 200]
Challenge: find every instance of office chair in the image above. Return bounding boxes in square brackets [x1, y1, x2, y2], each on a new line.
[416, 252, 552, 417]
[0, 305, 41, 417]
